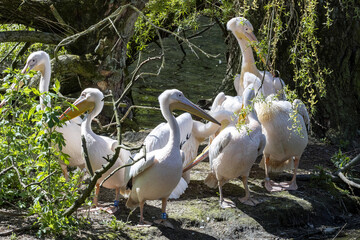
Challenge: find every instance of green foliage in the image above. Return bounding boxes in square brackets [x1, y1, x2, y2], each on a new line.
[107, 216, 126, 231]
[331, 149, 351, 169]
[128, 0, 201, 59]
[0, 69, 87, 237]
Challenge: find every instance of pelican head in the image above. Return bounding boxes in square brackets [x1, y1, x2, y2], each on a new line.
[60, 88, 104, 121]
[226, 17, 257, 42]
[159, 89, 220, 125]
[22, 51, 50, 74]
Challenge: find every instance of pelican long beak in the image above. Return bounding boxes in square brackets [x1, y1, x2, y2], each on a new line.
[21, 62, 34, 74]
[59, 95, 95, 121]
[170, 98, 220, 126]
[183, 145, 209, 173]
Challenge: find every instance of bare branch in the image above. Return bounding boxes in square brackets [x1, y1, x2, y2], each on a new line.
[338, 172, 360, 189]
[100, 151, 145, 188]
[335, 153, 360, 175]
[0, 31, 62, 44]
[54, 4, 131, 56]
[120, 105, 160, 123]
[0, 43, 20, 64]
[0, 166, 13, 176]
[81, 135, 93, 176]
[116, 55, 163, 107]
[24, 170, 58, 189]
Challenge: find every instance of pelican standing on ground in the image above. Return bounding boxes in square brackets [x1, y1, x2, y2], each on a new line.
[20, 51, 85, 181]
[254, 94, 310, 192]
[60, 88, 131, 209]
[143, 110, 232, 187]
[202, 79, 266, 208]
[125, 89, 220, 226]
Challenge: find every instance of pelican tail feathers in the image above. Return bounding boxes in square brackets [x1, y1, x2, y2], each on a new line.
[169, 177, 188, 199]
[204, 172, 218, 189]
[259, 156, 294, 172]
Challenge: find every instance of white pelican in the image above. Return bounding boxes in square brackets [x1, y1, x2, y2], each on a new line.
[59, 88, 131, 209]
[201, 81, 266, 208]
[142, 110, 232, 188]
[180, 109, 233, 183]
[227, 17, 285, 98]
[211, 91, 243, 115]
[20, 51, 85, 181]
[124, 89, 220, 226]
[254, 94, 310, 192]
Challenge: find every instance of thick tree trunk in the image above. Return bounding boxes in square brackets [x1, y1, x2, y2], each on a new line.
[0, 0, 147, 99]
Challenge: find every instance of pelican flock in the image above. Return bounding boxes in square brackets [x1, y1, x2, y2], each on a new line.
[1, 14, 311, 230]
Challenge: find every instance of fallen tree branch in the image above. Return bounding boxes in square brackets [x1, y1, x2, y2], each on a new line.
[0, 223, 39, 237]
[335, 153, 360, 175]
[0, 209, 27, 216]
[338, 172, 360, 189]
[0, 31, 62, 44]
[331, 153, 360, 189]
[0, 42, 20, 64]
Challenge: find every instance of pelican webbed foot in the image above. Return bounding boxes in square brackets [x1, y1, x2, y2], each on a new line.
[103, 200, 121, 214]
[154, 213, 174, 229]
[238, 196, 260, 206]
[264, 178, 283, 192]
[220, 198, 236, 208]
[279, 180, 298, 191]
[137, 220, 153, 227]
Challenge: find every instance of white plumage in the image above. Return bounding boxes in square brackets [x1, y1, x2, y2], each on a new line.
[205, 82, 266, 207]
[255, 94, 309, 191]
[21, 51, 84, 180]
[60, 88, 131, 209]
[124, 89, 220, 226]
[227, 17, 286, 99]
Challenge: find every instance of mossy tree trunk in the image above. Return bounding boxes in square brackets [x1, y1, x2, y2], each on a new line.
[0, 0, 147, 100]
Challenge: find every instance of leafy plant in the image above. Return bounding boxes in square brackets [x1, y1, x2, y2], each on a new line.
[331, 149, 351, 169]
[0, 68, 89, 237]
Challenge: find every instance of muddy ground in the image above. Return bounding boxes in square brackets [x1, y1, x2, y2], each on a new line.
[1, 135, 360, 239]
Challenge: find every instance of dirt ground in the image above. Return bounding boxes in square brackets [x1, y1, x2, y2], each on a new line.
[1, 136, 360, 239]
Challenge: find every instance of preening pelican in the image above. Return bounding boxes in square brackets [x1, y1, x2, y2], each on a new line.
[60, 88, 131, 209]
[20, 51, 85, 181]
[227, 17, 285, 98]
[254, 95, 310, 192]
[124, 89, 220, 226]
[211, 91, 243, 114]
[203, 81, 266, 208]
